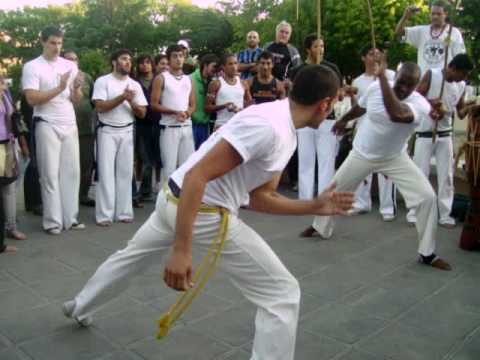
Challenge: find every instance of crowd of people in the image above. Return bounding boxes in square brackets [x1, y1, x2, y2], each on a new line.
[1, 1, 480, 358]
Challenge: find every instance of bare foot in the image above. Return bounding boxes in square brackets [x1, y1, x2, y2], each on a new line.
[96, 221, 112, 227]
[6, 230, 27, 241]
[120, 218, 134, 224]
[3, 245, 17, 253]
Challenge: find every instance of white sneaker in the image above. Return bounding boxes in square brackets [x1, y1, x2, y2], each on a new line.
[382, 214, 396, 222]
[70, 223, 86, 230]
[46, 227, 62, 235]
[62, 300, 93, 327]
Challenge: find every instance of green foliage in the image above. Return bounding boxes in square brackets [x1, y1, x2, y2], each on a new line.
[457, 0, 480, 84]
[0, 0, 477, 85]
[78, 49, 110, 80]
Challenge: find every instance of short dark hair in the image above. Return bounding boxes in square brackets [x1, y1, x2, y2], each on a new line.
[257, 51, 273, 63]
[40, 26, 63, 42]
[111, 49, 133, 63]
[220, 53, 236, 66]
[154, 53, 168, 66]
[290, 65, 340, 105]
[136, 54, 153, 74]
[199, 53, 219, 72]
[449, 53, 474, 72]
[304, 33, 322, 51]
[431, 0, 449, 11]
[166, 45, 185, 60]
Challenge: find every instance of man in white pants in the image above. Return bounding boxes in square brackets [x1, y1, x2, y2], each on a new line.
[302, 54, 452, 271]
[351, 45, 397, 221]
[151, 44, 196, 185]
[205, 53, 251, 129]
[62, 65, 354, 360]
[22, 26, 85, 235]
[407, 54, 474, 227]
[93, 49, 147, 226]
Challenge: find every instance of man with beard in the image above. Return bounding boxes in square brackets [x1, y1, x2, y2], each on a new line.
[238, 31, 263, 80]
[395, 0, 466, 74]
[304, 51, 452, 271]
[93, 49, 147, 227]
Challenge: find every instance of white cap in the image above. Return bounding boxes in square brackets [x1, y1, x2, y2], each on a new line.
[177, 40, 189, 49]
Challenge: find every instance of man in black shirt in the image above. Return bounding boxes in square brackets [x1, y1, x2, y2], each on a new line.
[247, 51, 286, 104]
[264, 21, 302, 82]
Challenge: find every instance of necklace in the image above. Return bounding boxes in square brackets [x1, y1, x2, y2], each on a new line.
[224, 76, 237, 85]
[430, 24, 447, 40]
[170, 71, 184, 81]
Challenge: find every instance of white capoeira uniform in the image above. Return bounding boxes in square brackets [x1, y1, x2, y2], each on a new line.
[407, 68, 466, 225]
[21, 55, 81, 231]
[311, 81, 438, 257]
[297, 119, 338, 200]
[352, 70, 397, 216]
[215, 76, 245, 128]
[404, 24, 466, 75]
[68, 99, 300, 360]
[159, 72, 195, 184]
[92, 73, 147, 223]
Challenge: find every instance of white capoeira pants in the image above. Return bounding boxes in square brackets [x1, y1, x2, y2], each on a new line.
[297, 122, 338, 200]
[407, 136, 455, 225]
[35, 122, 80, 230]
[96, 126, 134, 223]
[353, 173, 397, 215]
[160, 125, 195, 185]
[312, 150, 438, 256]
[72, 189, 301, 360]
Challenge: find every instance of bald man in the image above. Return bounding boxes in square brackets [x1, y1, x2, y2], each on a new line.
[238, 31, 263, 80]
[302, 54, 452, 271]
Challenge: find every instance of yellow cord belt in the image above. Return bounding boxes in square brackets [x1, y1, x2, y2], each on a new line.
[156, 189, 230, 339]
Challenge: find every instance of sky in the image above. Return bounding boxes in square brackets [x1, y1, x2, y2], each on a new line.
[0, 0, 218, 10]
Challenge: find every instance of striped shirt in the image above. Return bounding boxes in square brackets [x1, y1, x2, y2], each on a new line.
[237, 47, 263, 79]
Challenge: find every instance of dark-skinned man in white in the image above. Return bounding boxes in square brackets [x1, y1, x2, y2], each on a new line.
[304, 51, 452, 271]
[62, 65, 354, 360]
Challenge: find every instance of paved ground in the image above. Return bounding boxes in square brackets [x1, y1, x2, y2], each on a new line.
[1, 189, 479, 360]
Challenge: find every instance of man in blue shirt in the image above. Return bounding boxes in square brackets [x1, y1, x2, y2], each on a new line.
[237, 31, 263, 80]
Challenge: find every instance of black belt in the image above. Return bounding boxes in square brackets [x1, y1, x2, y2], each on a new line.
[0, 139, 9, 144]
[168, 178, 181, 197]
[97, 121, 133, 129]
[160, 124, 191, 129]
[416, 130, 452, 138]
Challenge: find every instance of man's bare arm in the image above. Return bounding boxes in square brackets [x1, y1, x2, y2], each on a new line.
[24, 71, 71, 106]
[378, 73, 415, 123]
[95, 95, 126, 113]
[164, 140, 243, 291]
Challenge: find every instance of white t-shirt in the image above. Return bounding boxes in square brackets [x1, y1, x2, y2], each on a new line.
[352, 70, 396, 128]
[416, 68, 466, 132]
[404, 25, 466, 74]
[21, 55, 78, 128]
[171, 99, 297, 214]
[92, 73, 147, 128]
[353, 81, 431, 160]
